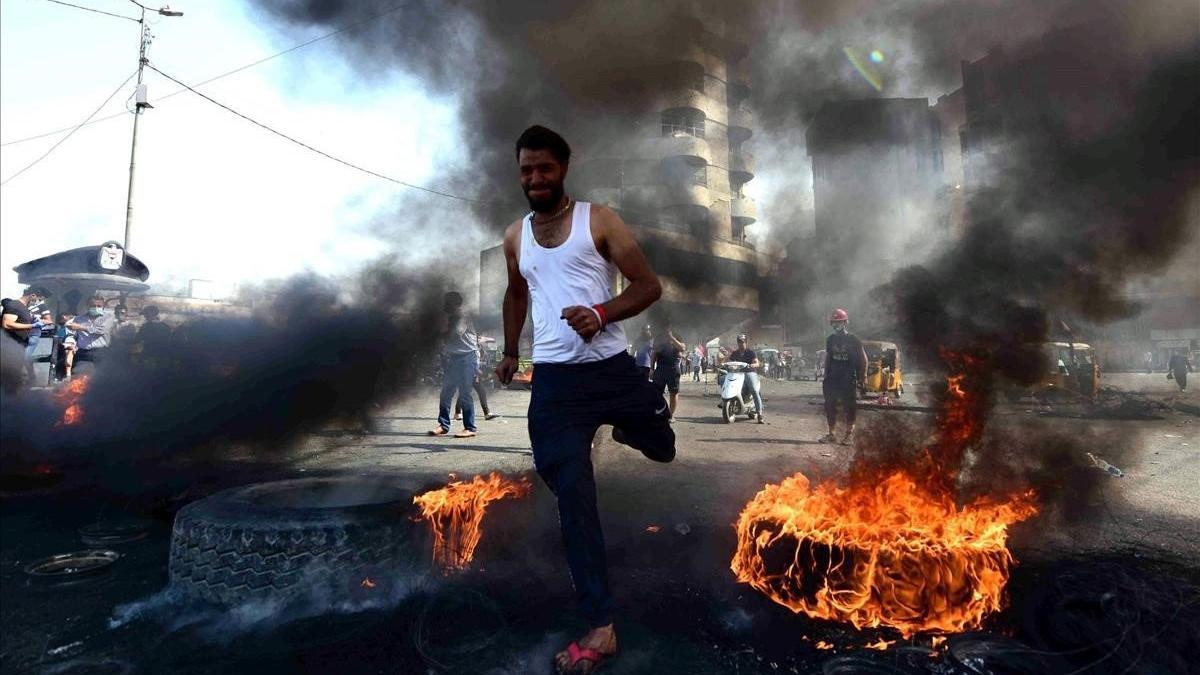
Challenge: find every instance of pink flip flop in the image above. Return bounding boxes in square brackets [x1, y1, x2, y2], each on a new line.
[558, 641, 612, 673]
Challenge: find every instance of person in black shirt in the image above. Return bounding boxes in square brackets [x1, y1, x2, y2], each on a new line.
[820, 308, 866, 445]
[1167, 353, 1193, 392]
[728, 333, 765, 423]
[651, 327, 686, 420]
[1, 287, 46, 347]
[134, 306, 173, 367]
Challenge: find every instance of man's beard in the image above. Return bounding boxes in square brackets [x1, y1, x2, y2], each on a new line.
[523, 182, 565, 213]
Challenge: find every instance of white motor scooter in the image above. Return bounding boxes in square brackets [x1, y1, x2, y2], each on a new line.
[716, 361, 760, 423]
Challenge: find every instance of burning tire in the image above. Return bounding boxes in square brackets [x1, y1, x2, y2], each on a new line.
[168, 477, 420, 607]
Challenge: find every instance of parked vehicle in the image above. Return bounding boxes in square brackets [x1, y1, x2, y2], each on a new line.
[759, 348, 780, 379]
[716, 361, 760, 423]
[860, 340, 904, 398]
[1005, 342, 1100, 402]
[508, 357, 535, 390]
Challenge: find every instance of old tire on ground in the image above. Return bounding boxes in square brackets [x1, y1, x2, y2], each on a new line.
[168, 477, 421, 607]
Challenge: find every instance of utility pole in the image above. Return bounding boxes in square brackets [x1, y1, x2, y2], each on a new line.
[123, 2, 183, 253]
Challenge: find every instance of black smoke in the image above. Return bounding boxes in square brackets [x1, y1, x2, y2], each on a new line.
[0, 263, 452, 490]
[744, 0, 1198, 340]
[890, 23, 1199, 377]
[252, 0, 700, 227]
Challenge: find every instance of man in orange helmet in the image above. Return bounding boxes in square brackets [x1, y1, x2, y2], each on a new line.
[820, 308, 866, 445]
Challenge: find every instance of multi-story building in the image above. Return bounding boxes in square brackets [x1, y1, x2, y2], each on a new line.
[932, 88, 967, 236]
[958, 27, 1200, 369]
[805, 98, 944, 290]
[478, 9, 777, 342]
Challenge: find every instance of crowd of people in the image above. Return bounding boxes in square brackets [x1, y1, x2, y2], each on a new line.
[2, 286, 175, 389]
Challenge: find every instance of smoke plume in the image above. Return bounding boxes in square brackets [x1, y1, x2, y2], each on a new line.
[0, 262, 455, 490]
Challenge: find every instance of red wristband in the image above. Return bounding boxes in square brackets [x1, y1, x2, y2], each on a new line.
[591, 303, 608, 327]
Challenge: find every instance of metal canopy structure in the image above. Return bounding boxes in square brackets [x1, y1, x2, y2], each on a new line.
[13, 242, 150, 313]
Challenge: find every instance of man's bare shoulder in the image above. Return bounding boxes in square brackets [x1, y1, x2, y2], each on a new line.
[502, 217, 525, 248]
[588, 202, 621, 228]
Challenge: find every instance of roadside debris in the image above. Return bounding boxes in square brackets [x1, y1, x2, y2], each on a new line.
[1087, 453, 1124, 477]
[46, 641, 84, 657]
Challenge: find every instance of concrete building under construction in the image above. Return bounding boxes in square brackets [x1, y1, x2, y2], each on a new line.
[479, 7, 778, 343]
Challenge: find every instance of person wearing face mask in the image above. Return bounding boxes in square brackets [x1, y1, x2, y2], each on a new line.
[66, 295, 115, 370]
[820, 308, 866, 445]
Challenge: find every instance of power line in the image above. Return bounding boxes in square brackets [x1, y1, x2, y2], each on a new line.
[145, 63, 489, 205]
[0, 70, 138, 187]
[1, 2, 410, 147]
[41, 0, 139, 22]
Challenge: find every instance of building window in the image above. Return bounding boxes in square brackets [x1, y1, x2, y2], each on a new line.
[662, 109, 705, 139]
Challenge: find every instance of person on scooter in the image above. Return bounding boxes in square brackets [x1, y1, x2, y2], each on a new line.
[820, 308, 866, 445]
[728, 334, 764, 423]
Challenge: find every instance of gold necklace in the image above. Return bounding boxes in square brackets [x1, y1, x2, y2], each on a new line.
[531, 197, 573, 224]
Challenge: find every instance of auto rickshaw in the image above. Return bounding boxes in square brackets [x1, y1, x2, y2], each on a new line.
[758, 348, 780, 379]
[860, 340, 904, 398]
[1008, 342, 1100, 402]
[508, 357, 535, 390]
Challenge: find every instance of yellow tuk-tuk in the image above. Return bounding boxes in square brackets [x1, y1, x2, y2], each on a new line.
[508, 357, 535, 390]
[860, 340, 904, 397]
[1014, 342, 1100, 402]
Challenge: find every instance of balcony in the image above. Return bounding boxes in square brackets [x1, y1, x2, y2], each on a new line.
[729, 103, 755, 143]
[731, 195, 757, 224]
[659, 90, 708, 117]
[727, 80, 751, 106]
[645, 134, 712, 165]
[729, 150, 755, 182]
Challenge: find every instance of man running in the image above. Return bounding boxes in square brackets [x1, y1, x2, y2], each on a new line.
[820, 308, 866, 445]
[495, 125, 675, 674]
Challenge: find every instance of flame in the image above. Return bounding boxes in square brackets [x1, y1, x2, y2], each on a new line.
[53, 376, 90, 427]
[360, 577, 377, 589]
[731, 471, 1036, 636]
[815, 640, 834, 650]
[864, 639, 895, 650]
[413, 472, 532, 573]
[645, 525, 661, 533]
[732, 352, 1038, 637]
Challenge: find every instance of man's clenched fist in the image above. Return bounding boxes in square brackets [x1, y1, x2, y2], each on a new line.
[495, 355, 520, 385]
[561, 305, 602, 342]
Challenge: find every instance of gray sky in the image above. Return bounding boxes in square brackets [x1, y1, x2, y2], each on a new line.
[0, 0, 469, 298]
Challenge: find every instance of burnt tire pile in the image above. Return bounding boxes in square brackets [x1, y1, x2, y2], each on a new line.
[168, 477, 420, 607]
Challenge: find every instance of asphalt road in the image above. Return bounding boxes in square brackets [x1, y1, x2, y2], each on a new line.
[290, 370, 1200, 560]
[1, 371, 1196, 673]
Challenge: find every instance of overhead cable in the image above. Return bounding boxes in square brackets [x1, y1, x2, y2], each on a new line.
[146, 63, 489, 205]
[2, 2, 409, 147]
[41, 0, 138, 22]
[0, 70, 138, 187]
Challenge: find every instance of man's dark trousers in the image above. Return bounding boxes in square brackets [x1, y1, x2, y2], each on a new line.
[823, 376, 858, 427]
[528, 351, 675, 627]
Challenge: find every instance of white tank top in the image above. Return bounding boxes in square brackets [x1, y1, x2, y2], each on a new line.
[519, 201, 628, 364]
